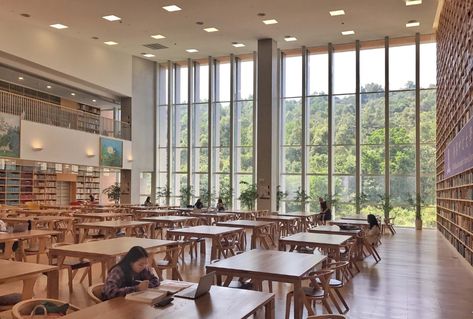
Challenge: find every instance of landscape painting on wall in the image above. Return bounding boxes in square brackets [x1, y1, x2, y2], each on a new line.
[100, 137, 123, 168]
[0, 112, 20, 158]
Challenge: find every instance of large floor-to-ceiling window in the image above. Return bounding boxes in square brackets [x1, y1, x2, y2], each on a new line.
[279, 35, 437, 227]
[157, 55, 256, 208]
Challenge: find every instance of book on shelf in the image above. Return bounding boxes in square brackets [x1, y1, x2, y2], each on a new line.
[125, 289, 168, 304]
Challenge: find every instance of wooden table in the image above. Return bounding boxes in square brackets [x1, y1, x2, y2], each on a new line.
[190, 212, 236, 225]
[256, 215, 299, 237]
[206, 249, 325, 319]
[0, 259, 59, 299]
[61, 285, 274, 319]
[140, 216, 197, 238]
[166, 225, 244, 260]
[74, 212, 133, 221]
[279, 232, 351, 278]
[49, 237, 176, 280]
[330, 219, 370, 229]
[2, 216, 75, 241]
[224, 210, 257, 220]
[341, 215, 368, 221]
[309, 225, 361, 236]
[133, 209, 175, 218]
[217, 220, 275, 249]
[170, 207, 195, 214]
[0, 230, 61, 260]
[18, 209, 69, 217]
[76, 220, 153, 242]
[278, 212, 318, 231]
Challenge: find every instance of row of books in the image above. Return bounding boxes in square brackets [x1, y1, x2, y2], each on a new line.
[34, 182, 56, 188]
[438, 227, 473, 265]
[438, 219, 472, 247]
[438, 189, 473, 200]
[438, 201, 473, 216]
[441, 170, 473, 187]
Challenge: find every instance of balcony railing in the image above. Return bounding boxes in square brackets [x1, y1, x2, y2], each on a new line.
[0, 90, 131, 140]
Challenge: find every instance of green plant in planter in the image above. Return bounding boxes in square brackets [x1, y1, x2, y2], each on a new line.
[102, 183, 121, 204]
[179, 186, 194, 207]
[354, 192, 368, 213]
[295, 188, 310, 212]
[219, 184, 233, 209]
[239, 181, 258, 210]
[156, 185, 171, 206]
[276, 185, 288, 211]
[199, 188, 214, 207]
[378, 194, 393, 220]
[407, 192, 425, 228]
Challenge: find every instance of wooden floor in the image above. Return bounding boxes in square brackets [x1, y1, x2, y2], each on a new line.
[1, 228, 473, 319]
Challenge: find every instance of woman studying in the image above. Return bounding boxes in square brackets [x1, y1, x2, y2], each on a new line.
[102, 246, 160, 300]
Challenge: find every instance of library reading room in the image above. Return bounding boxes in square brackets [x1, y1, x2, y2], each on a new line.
[0, 0, 472, 318]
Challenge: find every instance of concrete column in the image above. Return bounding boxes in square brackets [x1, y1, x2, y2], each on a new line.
[256, 39, 278, 211]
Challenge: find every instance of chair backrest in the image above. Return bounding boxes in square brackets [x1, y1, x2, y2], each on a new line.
[324, 261, 350, 283]
[12, 298, 80, 319]
[87, 283, 105, 304]
[307, 315, 347, 319]
[163, 245, 182, 266]
[307, 269, 334, 297]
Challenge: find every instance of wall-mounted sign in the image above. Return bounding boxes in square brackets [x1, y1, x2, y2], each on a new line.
[445, 116, 473, 178]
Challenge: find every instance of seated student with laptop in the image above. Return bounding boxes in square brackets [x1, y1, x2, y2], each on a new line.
[175, 272, 215, 299]
[102, 246, 160, 300]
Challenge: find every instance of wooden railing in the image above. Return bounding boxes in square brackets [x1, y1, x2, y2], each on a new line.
[0, 90, 130, 140]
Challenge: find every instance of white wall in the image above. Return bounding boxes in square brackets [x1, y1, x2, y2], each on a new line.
[20, 120, 132, 169]
[0, 13, 132, 97]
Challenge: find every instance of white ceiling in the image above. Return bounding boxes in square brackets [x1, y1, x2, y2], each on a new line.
[0, 0, 438, 62]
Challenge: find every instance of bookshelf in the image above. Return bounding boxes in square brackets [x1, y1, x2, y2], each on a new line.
[76, 166, 100, 201]
[436, 0, 473, 267]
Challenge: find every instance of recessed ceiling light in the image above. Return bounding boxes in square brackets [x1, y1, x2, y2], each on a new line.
[151, 34, 166, 39]
[50, 23, 68, 29]
[284, 36, 297, 42]
[263, 19, 278, 25]
[104, 41, 118, 46]
[71, 93, 76, 96]
[405, 0, 422, 6]
[18, 76, 24, 80]
[102, 15, 121, 22]
[329, 10, 345, 16]
[204, 27, 219, 32]
[142, 53, 155, 58]
[406, 20, 420, 27]
[162, 5, 182, 12]
[92, 99, 97, 103]
[186, 49, 198, 53]
[341, 30, 355, 35]
[46, 85, 52, 89]
[232, 43, 245, 48]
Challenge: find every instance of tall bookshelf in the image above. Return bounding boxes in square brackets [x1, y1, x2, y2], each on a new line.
[436, 0, 473, 266]
[76, 166, 100, 201]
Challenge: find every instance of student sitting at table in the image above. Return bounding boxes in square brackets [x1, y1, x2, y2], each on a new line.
[366, 214, 381, 245]
[102, 246, 160, 300]
[319, 201, 332, 225]
[143, 196, 152, 206]
[194, 198, 204, 209]
[0, 219, 19, 253]
[216, 198, 225, 211]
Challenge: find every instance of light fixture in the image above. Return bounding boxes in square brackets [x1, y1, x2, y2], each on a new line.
[50, 23, 68, 29]
[262, 19, 278, 25]
[406, 20, 420, 27]
[46, 85, 52, 89]
[142, 53, 155, 58]
[127, 156, 133, 162]
[104, 41, 118, 45]
[186, 49, 198, 53]
[151, 34, 166, 39]
[341, 30, 355, 35]
[86, 150, 95, 158]
[284, 36, 297, 42]
[70, 93, 76, 96]
[18, 76, 24, 81]
[92, 99, 97, 103]
[405, 0, 422, 6]
[32, 142, 43, 151]
[329, 10, 345, 16]
[204, 27, 219, 32]
[162, 5, 182, 12]
[102, 15, 121, 21]
[232, 43, 245, 48]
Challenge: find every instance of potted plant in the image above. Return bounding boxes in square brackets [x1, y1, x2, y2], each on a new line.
[378, 194, 393, 220]
[295, 188, 310, 212]
[408, 193, 424, 230]
[219, 184, 233, 209]
[179, 186, 194, 207]
[276, 185, 288, 212]
[102, 183, 121, 204]
[354, 192, 368, 214]
[239, 181, 258, 210]
[156, 185, 171, 206]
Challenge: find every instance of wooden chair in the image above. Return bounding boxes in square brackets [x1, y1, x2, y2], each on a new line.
[152, 245, 183, 281]
[0, 240, 15, 260]
[12, 298, 80, 319]
[218, 232, 242, 258]
[360, 232, 381, 263]
[87, 283, 104, 304]
[285, 269, 334, 319]
[322, 261, 350, 314]
[307, 315, 346, 319]
[253, 224, 274, 249]
[48, 243, 93, 293]
[382, 217, 396, 235]
[22, 236, 51, 263]
[210, 257, 253, 290]
[338, 239, 360, 277]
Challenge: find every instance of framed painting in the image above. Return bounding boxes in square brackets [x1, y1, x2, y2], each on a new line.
[0, 112, 20, 158]
[100, 137, 123, 168]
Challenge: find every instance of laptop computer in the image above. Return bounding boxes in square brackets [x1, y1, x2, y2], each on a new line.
[174, 272, 215, 299]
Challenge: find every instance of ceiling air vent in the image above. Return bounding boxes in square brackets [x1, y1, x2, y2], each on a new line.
[143, 43, 168, 50]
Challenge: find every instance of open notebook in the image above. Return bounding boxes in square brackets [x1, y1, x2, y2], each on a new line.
[156, 280, 193, 294]
[125, 290, 167, 304]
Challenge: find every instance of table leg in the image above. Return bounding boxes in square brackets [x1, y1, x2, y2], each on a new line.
[46, 269, 59, 299]
[210, 237, 218, 260]
[251, 229, 257, 249]
[293, 280, 303, 319]
[335, 248, 341, 279]
[265, 297, 275, 319]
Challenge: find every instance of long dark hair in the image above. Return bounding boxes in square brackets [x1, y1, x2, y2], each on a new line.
[110, 246, 149, 286]
[367, 214, 379, 229]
